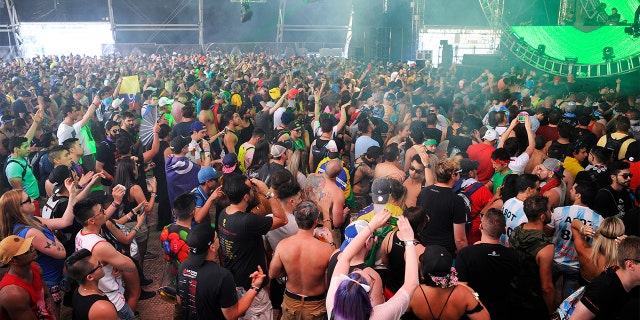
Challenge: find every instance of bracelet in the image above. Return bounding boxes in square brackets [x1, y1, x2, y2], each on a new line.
[579, 225, 586, 235]
[404, 240, 418, 246]
[127, 213, 133, 221]
[111, 202, 121, 208]
[150, 192, 157, 198]
[133, 227, 140, 233]
[250, 286, 261, 292]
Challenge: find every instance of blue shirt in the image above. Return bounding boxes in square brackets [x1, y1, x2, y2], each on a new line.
[547, 205, 602, 269]
[354, 135, 380, 159]
[502, 197, 526, 246]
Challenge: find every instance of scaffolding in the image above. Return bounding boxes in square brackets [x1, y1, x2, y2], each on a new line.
[0, 0, 22, 58]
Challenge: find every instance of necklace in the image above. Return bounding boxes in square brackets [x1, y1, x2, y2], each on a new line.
[81, 287, 104, 294]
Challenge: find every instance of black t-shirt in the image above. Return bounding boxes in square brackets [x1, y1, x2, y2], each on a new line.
[456, 243, 520, 320]
[172, 121, 194, 140]
[95, 139, 118, 186]
[573, 127, 598, 150]
[177, 258, 203, 320]
[417, 185, 468, 254]
[11, 99, 28, 117]
[256, 162, 287, 188]
[195, 261, 238, 320]
[580, 267, 640, 320]
[217, 209, 272, 289]
[592, 186, 634, 218]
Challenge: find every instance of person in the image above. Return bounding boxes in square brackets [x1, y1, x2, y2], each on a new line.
[403, 155, 426, 208]
[467, 128, 498, 184]
[268, 201, 335, 319]
[535, 158, 566, 211]
[305, 159, 348, 246]
[417, 158, 468, 255]
[571, 236, 640, 319]
[326, 210, 419, 320]
[575, 146, 611, 191]
[509, 195, 555, 318]
[74, 198, 139, 320]
[166, 136, 207, 209]
[486, 148, 512, 194]
[592, 161, 635, 218]
[257, 142, 291, 187]
[563, 142, 587, 179]
[65, 249, 118, 320]
[238, 128, 265, 173]
[171, 104, 196, 140]
[56, 99, 98, 171]
[501, 173, 540, 245]
[545, 182, 602, 299]
[352, 146, 382, 210]
[453, 158, 493, 245]
[0, 235, 55, 319]
[596, 116, 637, 161]
[11, 90, 32, 119]
[496, 117, 535, 175]
[219, 111, 243, 154]
[191, 166, 223, 225]
[373, 144, 405, 182]
[570, 216, 626, 283]
[217, 173, 288, 318]
[95, 121, 121, 190]
[354, 116, 380, 159]
[456, 208, 519, 320]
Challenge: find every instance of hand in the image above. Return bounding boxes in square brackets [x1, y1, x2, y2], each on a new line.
[147, 176, 157, 190]
[112, 186, 125, 204]
[369, 209, 391, 230]
[136, 211, 147, 226]
[210, 186, 224, 200]
[153, 122, 160, 133]
[64, 178, 77, 197]
[92, 95, 100, 106]
[88, 172, 104, 187]
[510, 117, 520, 128]
[250, 178, 268, 195]
[78, 171, 95, 187]
[524, 114, 532, 128]
[396, 216, 414, 241]
[249, 265, 266, 288]
[32, 107, 44, 124]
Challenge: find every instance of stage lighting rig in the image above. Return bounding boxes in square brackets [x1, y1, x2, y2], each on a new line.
[602, 47, 615, 61]
[241, 2, 253, 23]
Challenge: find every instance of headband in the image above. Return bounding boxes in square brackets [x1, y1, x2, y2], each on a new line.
[339, 274, 371, 292]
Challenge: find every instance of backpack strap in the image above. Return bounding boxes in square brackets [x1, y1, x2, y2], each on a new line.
[7, 158, 27, 181]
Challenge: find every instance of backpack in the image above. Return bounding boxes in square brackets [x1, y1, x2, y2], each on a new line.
[311, 139, 330, 172]
[29, 149, 49, 182]
[41, 194, 79, 256]
[456, 182, 483, 232]
[604, 133, 633, 160]
[160, 224, 190, 265]
[2, 157, 28, 192]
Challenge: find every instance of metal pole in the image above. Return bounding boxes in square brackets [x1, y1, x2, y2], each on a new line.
[107, 0, 116, 41]
[198, 0, 204, 51]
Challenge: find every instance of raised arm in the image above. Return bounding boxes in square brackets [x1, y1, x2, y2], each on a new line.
[251, 178, 288, 230]
[335, 210, 391, 276]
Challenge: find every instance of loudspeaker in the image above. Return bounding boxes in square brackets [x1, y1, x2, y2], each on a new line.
[441, 44, 453, 66]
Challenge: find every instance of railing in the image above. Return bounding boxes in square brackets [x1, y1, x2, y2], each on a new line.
[101, 42, 346, 57]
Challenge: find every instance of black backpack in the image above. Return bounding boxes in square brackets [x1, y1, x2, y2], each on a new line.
[311, 139, 330, 172]
[29, 149, 49, 181]
[604, 133, 633, 160]
[1, 157, 28, 193]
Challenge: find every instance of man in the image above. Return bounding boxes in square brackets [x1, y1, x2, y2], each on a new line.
[57, 98, 98, 168]
[62, 138, 86, 178]
[65, 249, 118, 320]
[305, 159, 348, 246]
[454, 158, 494, 245]
[316, 140, 352, 203]
[218, 173, 288, 319]
[166, 136, 210, 209]
[6, 109, 44, 209]
[592, 161, 635, 218]
[269, 201, 334, 319]
[403, 154, 425, 208]
[74, 198, 138, 320]
[467, 127, 498, 184]
[456, 209, 519, 320]
[352, 145, 382, 211]
[219, 111, 243, 154]
[238, 128, 265, 173]
[191, 166, 223, 225]
[497, 116, 536, 175]
[354, 117, 379, 159]
[11, 90, 32, 119]
[186, 121, 208, 165]
[545, 182, 602, 300]
[95, 121, 120, 189]
[535, 158, 566, 210]
[571, 236, 640, 319]
[257, 142, 291, 187]
[118, 111, 137, 145]
[501, 173, 540, 246]
[417, 158, 468, 254]
[373, 144, 405, 181]
[309, 118, 335, 172]
[0, 236, 55, 319]
[509, 195, 555, 318]
[563, 142, 588, 179]
[597, 116, 638, 161]
[486, 148, 512, 194]
[176, 221, 266, 320]
[264, 176, 302, 252]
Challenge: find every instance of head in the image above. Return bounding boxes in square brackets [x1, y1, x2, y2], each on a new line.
[409, 154, 425, 180]
[0, 236, 36, 267]
[588, 146, 610, 165]
[222, 173, 259, 210]
[121, 111, 135, 130]
[324, 159, 342, 179]
[173, 192, 196, 221]
[61, 105, 80, 121]
[9, 136, 29, 157]
[332, 272, 372, 320]
[523, 195, 549, 224]
[516, 173, 541, 196]
[490, 148, 511, 172]
[618, 236, 640, 271]
[419, 245, 455, 287]
[191, 121, 207, 141]
[73, 198, 105, 227]
[569, 142, 588, 162]
[591, 216, 625, 269]
[480, 208, 506, 239]
[609, 161, 631, 189]
[435, 158, 461, 184]
[293, 201, 320, 230]
[47, 145, 71, 167]
[616, 116, 631, 133]
[62, 138, 84, 158]
[382, 144, 399, 163]
[65, 249, 104, 285]
[570, 182, 596, 206]
[536, 158, 561, 182]
[105, 121, 120, 139]
[404, 206, 429, 235]
[112, 158, 138, 189]
[0, 190, 37, 238]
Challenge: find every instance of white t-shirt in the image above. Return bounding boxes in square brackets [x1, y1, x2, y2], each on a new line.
[508, 153, 530, 175]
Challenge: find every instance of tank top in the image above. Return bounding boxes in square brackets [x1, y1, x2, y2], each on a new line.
[75, 230, 126, 311]
[384, 232, 409, 293]
[72, 290, 110, 320]
[13, 223, 65, 286]
[0, 262, 53, 319]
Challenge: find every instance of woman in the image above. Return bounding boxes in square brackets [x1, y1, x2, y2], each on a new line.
[245, 139, 270, 179]
[403, 106, 427, 125]
[406, 245, 490, 320]
[327, 210, 419, 320]
[0, 182, 77, 317]
[287, 149, 308, 189]
[111, 157, 157, 284]
[571, 216, 625, 283]
[381, 206, 428, 295]
[386, 123, 411, 167]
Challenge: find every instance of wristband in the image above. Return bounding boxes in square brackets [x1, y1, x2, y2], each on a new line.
[250, 286, 261, 292]
[579, 225, 586, 235]
[111, 202, 121, 208]
[404, 240, 418, 246]
[150, 192, 157, 198]
[133, 227, 140, 233]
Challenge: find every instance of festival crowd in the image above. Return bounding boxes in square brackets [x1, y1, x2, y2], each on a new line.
[0, 51, 639, 320]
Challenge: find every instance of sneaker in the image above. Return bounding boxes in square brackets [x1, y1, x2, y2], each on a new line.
[141, 278, 153, 286]
[144, 252, 158, 261]
[139, 290, 156, 300]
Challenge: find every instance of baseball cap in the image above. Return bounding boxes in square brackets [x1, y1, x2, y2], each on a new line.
[371, 177, 391, 204]
[340, 220, 370, 252]
[222, 153, 238, 174]
[191, 121, 205, 132]
[158, 97, 174, 107]
[271, 143, 288, 158]
[483, 128, 498, 141]
[421, 245, 453, 278]
[185, 223, 215, 266]
[542, 158, 561, 171]
[460, 158, 479, 174]
[0, 236, 34, 265]
[49, 165, 71, 194]
[198, 166, 222, 184]
[170, 136, 191, 153]
[18, 90, 31, 97]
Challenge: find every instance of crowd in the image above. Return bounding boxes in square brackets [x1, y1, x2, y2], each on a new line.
[0, 51, 639, 320]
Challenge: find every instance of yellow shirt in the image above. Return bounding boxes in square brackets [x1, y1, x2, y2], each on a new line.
[562, 156, 584, 178]
[357, 203, 404, 231]
[597, 132, 636, 160]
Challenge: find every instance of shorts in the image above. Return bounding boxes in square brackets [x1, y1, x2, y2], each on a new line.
[238, 287, 273, 320]
[281, 291, 327, 320]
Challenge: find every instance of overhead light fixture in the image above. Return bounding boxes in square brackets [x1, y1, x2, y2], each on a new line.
[565, 57, 578, 64]
[241, 3, 253, 23]
[602, 47, 615, 61]
[536, 44, 546, 56]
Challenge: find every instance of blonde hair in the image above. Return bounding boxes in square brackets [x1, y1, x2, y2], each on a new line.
[591, 216, 625, 269]
[435, 158, 460, 183]
[0, 190, 42, 238]
[287, 150, 307, 178]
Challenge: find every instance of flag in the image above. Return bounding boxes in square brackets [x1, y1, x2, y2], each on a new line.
[120, 76, 140, 94]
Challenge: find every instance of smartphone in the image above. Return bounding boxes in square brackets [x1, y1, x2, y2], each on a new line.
[135, 206, 145, 215]
[518, 112, 528, 123]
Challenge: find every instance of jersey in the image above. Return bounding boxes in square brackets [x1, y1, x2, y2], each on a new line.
[501, 197, 526, 246]
[0, 262, 53, 319]
[547, 205, 602, 269]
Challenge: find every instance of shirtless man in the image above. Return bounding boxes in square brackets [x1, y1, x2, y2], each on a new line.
[305, 159, 347, 247]
[352, 146, 382, 211]
[269, 201, 335, 319]
[403, 154, 425, 207]
[373, 144, 405, 181]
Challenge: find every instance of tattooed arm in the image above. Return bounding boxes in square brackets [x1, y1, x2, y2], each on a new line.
[26, 227, 66, 260]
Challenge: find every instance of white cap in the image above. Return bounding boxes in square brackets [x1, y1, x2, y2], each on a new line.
[326, 140, 338, 153]
[158, 97, 174, 107]
[483, 128, 498, 141]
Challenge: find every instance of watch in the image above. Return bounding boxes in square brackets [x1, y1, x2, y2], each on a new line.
[404, 240, 418, 246]
[251, 286, 261, 292]
[265, 191, 274, 199]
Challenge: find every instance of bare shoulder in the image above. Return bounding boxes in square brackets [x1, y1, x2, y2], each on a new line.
[0, 284, 30, 304]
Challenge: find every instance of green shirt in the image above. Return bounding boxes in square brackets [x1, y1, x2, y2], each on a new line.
[491, 169, 513, 194]
[5, 157, 39, 199]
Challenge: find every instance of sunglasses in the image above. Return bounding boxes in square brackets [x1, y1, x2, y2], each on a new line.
[85, 261, 103, 279]
[21, 198, 32, 205]
[619, 173, 633, 179]
[409, 166, 424, 174]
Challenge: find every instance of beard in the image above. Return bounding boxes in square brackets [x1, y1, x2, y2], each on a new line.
[246, 193, 260, 212]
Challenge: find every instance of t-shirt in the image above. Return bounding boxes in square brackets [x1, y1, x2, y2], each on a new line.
[456, 243, 519, 320]
[256, 162, 287, 188]
[562, 156, 584, 178]
[265, 213, 298, 251]
[467, 143, 496, 184]
[592, 186, 634, 218]
[177, 257, 203, 320]
[490, 169, 512, 194]
[11, 99, 28, 116]
[191, 186, 212, 226]
[195, 261, 239, 320]
[501, 197, 526, 246]
[579, 267, 639, 320]
[5, 156, 39, 199]
[508, 153, 530, 175]
[547, 205, 602, 269]
[536, 125, 559, 142]
[354, 135, 379, 159]
[56, 122, 82, 146]
[326, 276, 411, 320]
[95, 139, 118, 186]
[217, 209, 272, 289]
[417, 185, 468, 254]
[273, 107, 285, 129]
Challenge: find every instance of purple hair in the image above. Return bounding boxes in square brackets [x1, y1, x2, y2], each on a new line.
[331, 273, 372, 320]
